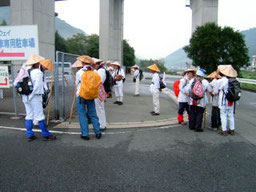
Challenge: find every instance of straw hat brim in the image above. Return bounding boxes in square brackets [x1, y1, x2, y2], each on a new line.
[132, 65, 139, 69]
[112, 62, 121, 67]
[72, 60, 83, 68]
[40, 59, 54, 71]
[25, 53, 45, 65]
[147, 64, 160, 72]
[77, 55, 95, 65]
[92, 58, 103, 64]
[207, 71, 221, 79]
[218, 65, 238, 78]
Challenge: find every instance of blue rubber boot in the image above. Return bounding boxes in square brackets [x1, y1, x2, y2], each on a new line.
[38, 120, 56, 140]
[25, 120, 34, 138]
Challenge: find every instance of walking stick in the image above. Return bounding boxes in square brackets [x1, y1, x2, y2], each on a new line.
[47, 76, 54, 125]
[69, 72, 77, 124]
[203, 106, 207, 129]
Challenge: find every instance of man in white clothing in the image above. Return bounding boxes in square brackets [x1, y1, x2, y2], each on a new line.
[20, 54, 56, 141]
[92, 58, 107, 132]
[132, 65, 141, 96]
[214, 65, 238, 136]
[147, 64, 161, 115]
[187, 68, 212, 132]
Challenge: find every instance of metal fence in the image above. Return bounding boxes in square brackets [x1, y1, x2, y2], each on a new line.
[53, 51, 79, 121]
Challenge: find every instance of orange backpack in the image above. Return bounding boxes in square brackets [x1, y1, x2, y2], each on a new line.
[173, 80, 180, 97]
[79, 71, 101, 100]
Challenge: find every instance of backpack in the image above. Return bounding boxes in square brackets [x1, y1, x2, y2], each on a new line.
[16, 69, 33, 96]
[225, 78, 241, 102]
[159, 75, 166, 90]
[139, 69, 144, 81]
[103, 69, 114, 94]
[190, 78, 204, 100]
[79, 70, 101, 100]
[173, 80, 180, 97]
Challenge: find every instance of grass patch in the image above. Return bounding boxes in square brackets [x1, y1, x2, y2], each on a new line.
[240, 70, 256, 79]
[241, 83, 256, 91]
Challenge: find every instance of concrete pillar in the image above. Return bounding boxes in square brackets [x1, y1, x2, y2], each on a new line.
[10, 0, 55, 61]
[100, 0, 124, 65]
[190, 0, 218, 33]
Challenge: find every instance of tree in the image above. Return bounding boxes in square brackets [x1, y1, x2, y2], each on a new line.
[123, 40, 135, 67]
[85, 34, 99, 58]
[66, 33, 88, 55]
[184, 23, 249, 74]
[0, 20, 7, 26]
[55, 31, 67, 52]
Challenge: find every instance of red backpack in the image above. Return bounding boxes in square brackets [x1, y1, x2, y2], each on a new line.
[190, 78, 204, 100]
[173, 80, 180, 97]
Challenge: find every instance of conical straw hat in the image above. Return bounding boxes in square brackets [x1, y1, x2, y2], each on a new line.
[132, 64, 139, 69]
[92, 58, 103, 64]
[72, 60, 83, 68]
[76, 55, 94, 65]
[25, 53, 45, 65]
[217, 65, 237, 78]
[207, 71, 221, 79]
[40, 59, 54, 71]
[111, 61, 121, 67]
[147, 64, 160, 72]
[182, 68, 196, 76]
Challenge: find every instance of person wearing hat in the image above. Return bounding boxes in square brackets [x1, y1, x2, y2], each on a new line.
[92, 58, 107, 132]
[112, 61, 125, 105]
[207, 71, 221, 131]
[214, 65, 238, 136]
[186, 68, 212, 132]
[177, 68, 195, 125]
[132, 64, 141, 96]
[22, 54, 56, 141]
[75, 55, 102, 140]
[147, 64, 161, 115]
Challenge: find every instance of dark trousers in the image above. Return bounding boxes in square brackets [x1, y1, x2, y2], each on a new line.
[189, 105, 205, 131]
[178, 102, 189, 115]
[211, 106, 221, 128]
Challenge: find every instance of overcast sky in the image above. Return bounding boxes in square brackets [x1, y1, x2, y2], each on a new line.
[55, 0, 256, 59]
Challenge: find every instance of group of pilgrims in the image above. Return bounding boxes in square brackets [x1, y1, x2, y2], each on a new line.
[174, 65, 239, 135]
[14, 53, 240, 141]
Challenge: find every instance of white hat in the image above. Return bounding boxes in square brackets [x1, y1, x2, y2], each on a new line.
[112, 61, 121, 67]
[92, 58, 103, 64]
[196, 68, 206, 77]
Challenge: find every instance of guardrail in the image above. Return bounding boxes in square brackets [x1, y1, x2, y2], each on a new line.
[144, 72, 256, 85]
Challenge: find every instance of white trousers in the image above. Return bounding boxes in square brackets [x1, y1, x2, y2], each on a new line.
[152, 92, 160, 113]
[114, 85, 123, 102]
[220, 107, 235, 131]
[135, 80, 140, 95]
[95, 98, 107, 128]
[23, 95, 45, 121]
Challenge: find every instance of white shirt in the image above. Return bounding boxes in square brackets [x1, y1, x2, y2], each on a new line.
[210, 79, 219, 107]
[133, 69, 140, 81]
[75, 68, 85, 97]
[214, 77, 234, 109]
[187, 78, 212, 108]
[113, 68, 125, 87]
[97, 67, 106, 83]
[178, 77, 189, 103]
[30, 69, 44, 95]
[150, 73, 160, 93]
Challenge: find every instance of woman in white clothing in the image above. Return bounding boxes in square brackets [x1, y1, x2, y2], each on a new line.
[112, 61, 125, 105]
[132, 65, 140, 96]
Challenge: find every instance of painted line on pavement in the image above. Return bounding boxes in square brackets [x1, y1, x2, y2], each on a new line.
[0, 124, 180, 135]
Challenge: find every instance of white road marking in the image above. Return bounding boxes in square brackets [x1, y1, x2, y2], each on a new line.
[0, 124, 179, 135]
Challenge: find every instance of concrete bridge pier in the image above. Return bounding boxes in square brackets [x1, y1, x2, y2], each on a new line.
[190, 0, 219, 32]
[99, 0, 124, 65]
[10, 0, 55, 61]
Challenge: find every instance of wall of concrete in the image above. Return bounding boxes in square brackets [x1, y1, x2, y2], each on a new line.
[99, 0, 124, 65]
[191, 0, 218, 33]
[10, 0, 55, 61]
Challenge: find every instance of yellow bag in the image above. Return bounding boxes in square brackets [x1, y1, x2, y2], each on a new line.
[79, 71, 101, 100]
